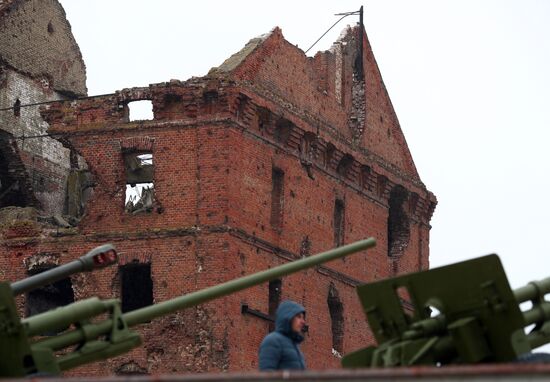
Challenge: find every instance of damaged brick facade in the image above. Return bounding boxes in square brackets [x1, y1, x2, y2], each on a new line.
[0, 0, 87, 215]
[1, 23, 436, 375]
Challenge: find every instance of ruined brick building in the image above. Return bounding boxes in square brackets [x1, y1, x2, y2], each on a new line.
[0, 0, 86, 216]
[0, 1, 436, 375]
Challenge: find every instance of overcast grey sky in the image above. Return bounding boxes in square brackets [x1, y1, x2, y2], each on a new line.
[60, 1, 550, 291]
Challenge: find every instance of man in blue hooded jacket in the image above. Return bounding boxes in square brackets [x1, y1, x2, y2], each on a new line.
[258, 300, 306, 370]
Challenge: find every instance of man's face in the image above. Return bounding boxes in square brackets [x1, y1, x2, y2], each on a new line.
[291, 312, 306, 334]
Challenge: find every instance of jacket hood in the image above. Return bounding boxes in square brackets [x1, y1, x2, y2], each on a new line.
[275, 300, 306, 341]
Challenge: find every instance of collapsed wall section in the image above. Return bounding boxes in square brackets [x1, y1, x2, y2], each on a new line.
[0, 0, 87, 96]
[0, 69, 72, 214]
[0, 0, 87, 217]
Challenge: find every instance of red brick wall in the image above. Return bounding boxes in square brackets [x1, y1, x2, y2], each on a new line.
[222, 27, 419, 178]
[0, 25, 435, 376]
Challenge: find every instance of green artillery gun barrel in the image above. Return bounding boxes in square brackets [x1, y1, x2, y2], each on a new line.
[513, 277, 550, 303]
[23, 298, 117, 336]
[512, 276, 550, 350]
[10, 244, 117, 296]
[35, 238, 376, 352]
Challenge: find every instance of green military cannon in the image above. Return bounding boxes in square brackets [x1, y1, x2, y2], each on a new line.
[0, 238, 376, 377]
[342, 254, 550, 368]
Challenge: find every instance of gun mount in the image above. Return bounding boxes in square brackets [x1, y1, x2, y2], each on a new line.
[342, 254, 550, 368]
[0, 238, 376, 377]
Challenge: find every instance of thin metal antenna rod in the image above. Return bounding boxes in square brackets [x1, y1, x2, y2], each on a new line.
[304, 7, 362, 55]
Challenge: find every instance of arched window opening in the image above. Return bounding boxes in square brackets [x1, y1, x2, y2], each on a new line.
[360, 165, 371, 190]
[334, 199, 345, 247]
[270, 168, 284, 230]
[274, 118, 293, 145]
[336, 154, 354, 179]
[388, 185, 410, 257]
[327, 283, 344, 356]
[120, 262, 153, 313]
[26, 264, 74, 334]
[324, 143, 336, 169]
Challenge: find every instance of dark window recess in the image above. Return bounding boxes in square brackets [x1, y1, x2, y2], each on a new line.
[124, 152, 154, 214]
[120, 262, 153, 313]
[324, 143, 335, 169]
[13, 99, 21, 117]
[236, 94, 250, 121]
[268, 279, 282, 331]
[299, 132, 317, 163]
[270, 168, 284, 229]
[257, 107, 271, 130]
[26, 266, 74, 334]
[336, 154, 354, 178]
[334, 199, 345, 247]
[361, 165, 371, 190]
[327, 283, 344, 354]
[274, 118, 293, 145]
[202, 90, 218, 114]
[376, 174, 388, 197]
[388, 186, 411, 257]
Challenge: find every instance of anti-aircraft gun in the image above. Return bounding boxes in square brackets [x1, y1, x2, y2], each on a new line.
[342, 254, 550, 368]
[0, 238, 376, 377]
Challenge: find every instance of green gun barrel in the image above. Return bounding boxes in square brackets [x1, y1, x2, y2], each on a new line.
[10, 244, 117, 296]
[514, 276, 550, 350]
[514, 277, 550, 303]
[32, 238, 376, 367]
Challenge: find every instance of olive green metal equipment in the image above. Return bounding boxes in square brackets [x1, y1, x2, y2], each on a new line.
[0, 238, 376, 377]
[342, 254, 550, 368]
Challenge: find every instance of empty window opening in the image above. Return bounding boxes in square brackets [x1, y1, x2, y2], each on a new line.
[300, 132, 317, 162]
[327, 283, 344, 355]
[268, 279, 282, 332]
[361, 165, 371, 190]
[202, 90, 218, 114]
[120, 262, 153, 313]
[274, 118, 293, 144]
[26, 265, 74, 334]
[124, 152, 154, 214]
[236, 94, 250, 121]
[376, 174, 388, 197]
[270, 168, 284, 230]
[13, 99, 21, 117]
[127, 100, 154, 121]
[47, 21, 54, 34]
[257, 107, 271, 131]
[388, 186, 411, 257]
[336, 154, 354, 178]
[324, 143, 336, 169]
[334, 199, 345, 247]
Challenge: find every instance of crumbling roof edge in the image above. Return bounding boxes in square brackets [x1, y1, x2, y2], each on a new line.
[210, 27, 278, 74]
